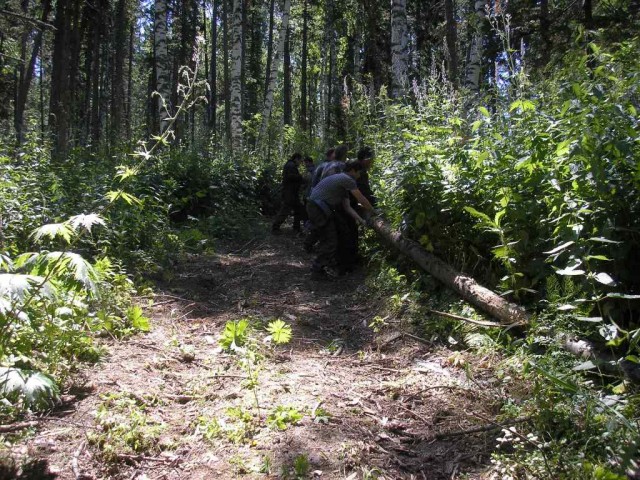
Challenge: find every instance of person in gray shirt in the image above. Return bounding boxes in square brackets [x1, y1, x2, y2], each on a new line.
[306, 160, 374, 279]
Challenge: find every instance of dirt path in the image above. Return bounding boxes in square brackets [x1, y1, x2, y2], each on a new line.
[3, 230, 501, 480]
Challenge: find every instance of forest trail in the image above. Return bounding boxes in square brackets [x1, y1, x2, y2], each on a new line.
[5, 228, 501, 480]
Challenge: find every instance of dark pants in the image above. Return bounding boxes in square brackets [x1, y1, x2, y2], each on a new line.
[335, 209, 358, 270]
[272, 192, 304, 231]
[306, 202, 337, 271]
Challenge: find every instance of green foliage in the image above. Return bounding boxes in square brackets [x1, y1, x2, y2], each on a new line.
[266, 405, 304, 430]
[266, 319, 293, 345]
[0, 368, 58, 411]
[219, 319, 250, 351]
[198, 406, 256, 445]
[90, 392, 166, 462]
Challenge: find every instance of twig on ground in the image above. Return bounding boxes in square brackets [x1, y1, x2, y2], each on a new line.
[402, 332, 432, 346]
[424, 415, 532, 442]
[0, 421, 38, 432]
[365, 365, 405, 374]
[117, 453, 179, 464]
[72, 440, 89, 480]
[396, 403, 431, 425]
[229, 237, 257, 254]
[427, 309, 513, 328]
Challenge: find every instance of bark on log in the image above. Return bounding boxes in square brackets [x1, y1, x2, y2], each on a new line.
[369, 217, 529, 325]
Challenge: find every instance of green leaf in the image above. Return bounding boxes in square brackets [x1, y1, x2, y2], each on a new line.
[573, 360, 597, 371]
[0, 273, 53, 300]
[0, 367, 59, 410]
[219, 319, 250, 350]
[68, 214, 106, 232]
[127, 306, 151, 332]
[30, 223, 74, 244]
[606, 293, 640, 300]
[267, 319, 292, 345]
[543, 241, 574, 255]
[478, 106, 490, 118]
[593, 272, 616, 286]
[463, 206, 493, 225]
[588, 237, 621, 244]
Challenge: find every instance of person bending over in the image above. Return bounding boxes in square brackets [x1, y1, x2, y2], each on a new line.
[306, 160, 373, 279]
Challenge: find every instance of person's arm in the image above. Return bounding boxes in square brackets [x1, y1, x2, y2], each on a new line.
[349, 188, 374, 212]
[342, 197, 365, 225]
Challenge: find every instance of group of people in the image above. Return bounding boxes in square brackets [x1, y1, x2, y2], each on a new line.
[271, 145, 377, 280]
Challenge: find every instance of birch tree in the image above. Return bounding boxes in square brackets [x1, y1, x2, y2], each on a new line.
[229, 0, 243, 151]
[390, 0, 408, 98]
[154, 0, 171, 132]
[260, 0, 291, 137]
[464, 0, 487, 92]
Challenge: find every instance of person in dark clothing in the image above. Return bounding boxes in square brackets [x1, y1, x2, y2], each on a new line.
[304, 147, 339, 252]
[306, 160, 373, 279]
[272, 153, 304, 234]
[337, 147, 377, 271]
[355, 146, 377, 206]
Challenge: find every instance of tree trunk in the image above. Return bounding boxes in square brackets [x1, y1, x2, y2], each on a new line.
[260, 0, 291, 137]
[299, 0, 308, 131]
[126, 22, 134, 140]
[325, 0, 335, 137]
[370, 216, 529, 325]
[14, 0, 52, 145]
[390, 0, 409, 98]
[464, 0, 486, 92]
[283, 26, 291, 126]
[154, 0, 171, 133]
[229, 0, 243, 151]
[444, 0, 458, 86]
[209, 0, 218, 133]
[111, 0, 130, 144]
[222, 0, 231, 140]
[49, 0, 74, 160]
[264, 0, 275, 98]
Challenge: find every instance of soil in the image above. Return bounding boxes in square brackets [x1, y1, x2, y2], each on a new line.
[1, 228, 505, 480]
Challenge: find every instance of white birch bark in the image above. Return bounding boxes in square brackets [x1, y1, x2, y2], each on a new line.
[464, 0, 487, 92]
[154, 0, 171, 131]
[260, 0, 291, 137]
[390, 0, 409, 98]
[230, 0, 243, 151]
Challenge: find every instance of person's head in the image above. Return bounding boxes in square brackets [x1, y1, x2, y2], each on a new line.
[344, 160, 363, 180]
[303, 156, 314, 167]
[335, 144, 349, 162]
[325, 148, 336, 162]
[357, 146, 374, 169]
[289, 152, 303, 165]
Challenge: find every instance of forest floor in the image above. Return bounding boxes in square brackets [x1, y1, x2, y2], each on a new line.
[2, 226, 507, 480]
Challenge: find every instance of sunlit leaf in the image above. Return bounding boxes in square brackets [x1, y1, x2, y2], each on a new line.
[68, 214, 106, 232]
[594, 272, 616, 286]
[30, 223, 74, 244]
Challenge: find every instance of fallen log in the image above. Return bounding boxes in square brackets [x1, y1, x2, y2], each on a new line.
[368, 216, 529, 325]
